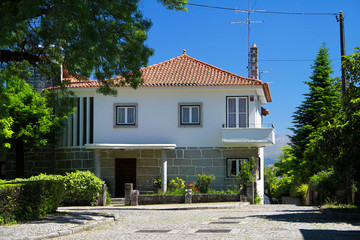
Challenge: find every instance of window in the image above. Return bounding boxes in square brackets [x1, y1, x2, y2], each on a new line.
[179, 103, 202, 127]
[226, 97, 248, 128]
[226, 158, 248, 177]
[114, 103, 137, 127]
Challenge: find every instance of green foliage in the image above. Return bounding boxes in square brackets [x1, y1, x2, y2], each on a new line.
[195, 173, 215, 193]
[0, 180, 64, 225]
[168, 177, 186, 192]
[0, 0, 187, 95]
[309, 170, 338, 205]
[254, 194, 262, 205]
[61, 171, 104, 206]
[237, 158, 256, 187]
[290, 184, 309, 202]
[153, 176, 162, 190]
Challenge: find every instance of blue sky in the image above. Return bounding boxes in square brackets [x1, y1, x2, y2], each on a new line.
[140, 0, 360, 136]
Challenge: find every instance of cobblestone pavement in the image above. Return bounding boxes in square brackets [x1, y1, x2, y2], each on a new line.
[53, 204, 360, 240]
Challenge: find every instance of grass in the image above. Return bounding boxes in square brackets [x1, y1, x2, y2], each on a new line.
[323, 203, 360, 213]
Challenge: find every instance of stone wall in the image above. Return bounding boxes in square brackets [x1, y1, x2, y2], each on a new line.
[4, 147, 95, 179]
[96, 147, 258, 197]
[4, 146, 258, 198]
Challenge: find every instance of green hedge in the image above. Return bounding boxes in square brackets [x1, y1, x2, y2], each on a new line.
[0, 180, 64, 225]
[61, 171, 104, 206]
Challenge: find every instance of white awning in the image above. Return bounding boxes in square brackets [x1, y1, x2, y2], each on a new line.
[84, 143, 176, 150]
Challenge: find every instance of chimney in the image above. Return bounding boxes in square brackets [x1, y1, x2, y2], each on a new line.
[250, 43, 259, 79]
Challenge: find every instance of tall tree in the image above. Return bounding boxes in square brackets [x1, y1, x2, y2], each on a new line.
[0, 0, 187, 94]
[289, 43, 341, 182]
[1, 62, 62, 178]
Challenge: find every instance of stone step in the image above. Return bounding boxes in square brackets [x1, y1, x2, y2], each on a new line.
[111, 198, 125, 204]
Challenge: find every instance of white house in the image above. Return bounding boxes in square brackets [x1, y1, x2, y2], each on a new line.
[54, 47, 274, 201]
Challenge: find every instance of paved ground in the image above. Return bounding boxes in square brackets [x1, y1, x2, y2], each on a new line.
[1, 203, 360, 240]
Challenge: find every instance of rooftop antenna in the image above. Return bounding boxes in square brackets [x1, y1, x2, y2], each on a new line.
[231, 0, 263, 78]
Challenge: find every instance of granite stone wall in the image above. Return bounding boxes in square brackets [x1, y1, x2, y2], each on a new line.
[4, 146, 258, 198]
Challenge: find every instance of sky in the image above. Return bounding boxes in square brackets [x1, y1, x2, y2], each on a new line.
[139, 0, 360, 136]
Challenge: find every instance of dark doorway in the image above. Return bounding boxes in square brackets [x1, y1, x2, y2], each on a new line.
[115, 158, 136, 197]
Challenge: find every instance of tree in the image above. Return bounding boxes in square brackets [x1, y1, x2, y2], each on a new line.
[1, 62, 62, 178]
[0, 0, 187, 95]
[289, 43, 341, 182]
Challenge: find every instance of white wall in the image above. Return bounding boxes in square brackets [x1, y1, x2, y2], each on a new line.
[73, 86, 267, 147]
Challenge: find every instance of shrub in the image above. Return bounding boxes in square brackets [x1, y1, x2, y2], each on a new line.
[309, 170, 338, 205]
[0, 180, 64, 225]
[290, 183, 309, 202]
[195, 173, 215, 193]
[186, 183, 198, 193]
[237, 158, 256, 188]
[61, 171, 104, 206]
[168, 177, 185, 193]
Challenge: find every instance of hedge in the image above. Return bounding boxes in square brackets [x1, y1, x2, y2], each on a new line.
[0, 180, 64, 225]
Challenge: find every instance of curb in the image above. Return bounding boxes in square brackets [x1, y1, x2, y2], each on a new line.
[24, 213, 118, 240]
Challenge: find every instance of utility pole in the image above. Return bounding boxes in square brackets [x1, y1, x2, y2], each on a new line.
[337, 11, 354, 205]
[339, 11, 347, 94]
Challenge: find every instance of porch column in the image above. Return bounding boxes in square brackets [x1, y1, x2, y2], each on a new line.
[161, 150, 167, 193]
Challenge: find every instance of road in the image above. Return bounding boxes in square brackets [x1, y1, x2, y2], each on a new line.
[53, 204, 360, 240]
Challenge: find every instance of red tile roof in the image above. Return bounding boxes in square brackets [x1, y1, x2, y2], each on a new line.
[61, 52, 272, 102]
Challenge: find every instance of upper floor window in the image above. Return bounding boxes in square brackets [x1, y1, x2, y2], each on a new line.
[114, 103, 137, 127]
[179, 103, 202, 127]
[226, 97, 248, 128]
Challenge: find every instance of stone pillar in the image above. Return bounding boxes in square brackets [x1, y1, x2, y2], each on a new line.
[185, 189, 192, 204]
[247, 181, 256, 204]
[131, 190, 139, 206]
[125, 183, 133, 206]
[98, 183, 107, 206]
[161, 150, 167, 193]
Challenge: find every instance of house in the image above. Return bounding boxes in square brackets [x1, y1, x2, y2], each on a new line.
[4, 46, 274, 203]
[54, 46, 274, 201]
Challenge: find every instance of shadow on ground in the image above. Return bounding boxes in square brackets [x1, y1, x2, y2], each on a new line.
[300, 229, 360, 240]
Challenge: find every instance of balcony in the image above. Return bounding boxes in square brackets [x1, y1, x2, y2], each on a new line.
[221, 124, 275, 147]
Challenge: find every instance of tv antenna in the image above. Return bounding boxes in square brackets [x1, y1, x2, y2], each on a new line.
[230, 0, 264, 78]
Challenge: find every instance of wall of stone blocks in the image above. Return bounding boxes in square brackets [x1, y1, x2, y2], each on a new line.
[4, 147, 95, 179]
[95, 147, 258, 197]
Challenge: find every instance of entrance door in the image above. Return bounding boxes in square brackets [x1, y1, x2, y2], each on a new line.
[115, 158, 136, 197]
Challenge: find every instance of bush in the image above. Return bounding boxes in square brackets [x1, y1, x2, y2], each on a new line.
[309, 170, 338, 205]
[61, 170, 104, 206]
[0, 180, 64, 225]
[237, 158, 256, 188]
[195, 173, 215, 193]
[290, 183, 309, 202]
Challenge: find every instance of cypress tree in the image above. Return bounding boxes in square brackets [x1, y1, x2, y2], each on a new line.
[289, 43, 341, 182]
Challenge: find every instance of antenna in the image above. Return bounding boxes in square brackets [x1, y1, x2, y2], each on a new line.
[231, 0, 264, 78]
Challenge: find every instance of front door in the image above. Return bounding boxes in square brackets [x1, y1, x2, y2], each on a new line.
[115, 158, 136, 197]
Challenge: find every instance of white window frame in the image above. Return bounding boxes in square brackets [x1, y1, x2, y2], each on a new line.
[226, 158, 248, 178]
[178, 103, 202, 127]
[226, 96, 248, 128]
[114, 103, 138, 128]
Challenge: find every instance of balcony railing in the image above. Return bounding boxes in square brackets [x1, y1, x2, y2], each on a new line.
[221, 124, 275, 147]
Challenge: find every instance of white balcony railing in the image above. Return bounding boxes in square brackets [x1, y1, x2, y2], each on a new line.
[221, 124, 275, 147]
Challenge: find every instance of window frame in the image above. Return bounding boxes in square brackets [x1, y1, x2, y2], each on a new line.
[178, 102, 202, 127]
[226, 158, 249, 178]
[226, 96, 249, 128]
[113, 103, 138, 128]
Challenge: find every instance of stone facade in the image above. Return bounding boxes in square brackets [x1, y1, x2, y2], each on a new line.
[95, 147, 258, 197]
[4, 147, 95, 179]
[4, 146, 258, 198]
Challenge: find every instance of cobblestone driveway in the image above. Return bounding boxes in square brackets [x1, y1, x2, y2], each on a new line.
[54, 204, 360, 240]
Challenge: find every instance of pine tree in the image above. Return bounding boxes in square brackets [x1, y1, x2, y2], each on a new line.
[289, 43, 341, 182]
